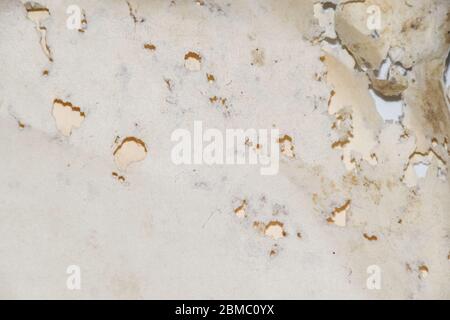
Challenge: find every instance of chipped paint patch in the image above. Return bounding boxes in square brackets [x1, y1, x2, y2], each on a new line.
[209, 96, 227, 105]
[402, 149, 447, 187]
[52, 99, 85, 136]
[144, 43, 156, 51]
[264, 221, 286, 240]
[24, 2, 52, 62]
[269, 244, 280, 257]
[327, 200, 350, 227]
[112, 172, 126, 183]
[279, 135, 295, 158]
[78, 9, 88, 33]
[418, 265, 429, 279]
[233, 200, 247, 219]
[184, 51, 202, 71]
[209, 96, 230, 115]
[206, 73, 215, 83]
[113, 137, 148, 170]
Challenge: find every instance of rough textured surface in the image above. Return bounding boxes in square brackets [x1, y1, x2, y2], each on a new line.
[0, 0, 449, 299]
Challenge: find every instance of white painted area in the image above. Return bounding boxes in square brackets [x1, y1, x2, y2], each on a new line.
[369, 89, 403, 122]
[370, 58, 405, 122]
[414, 162, 429, 178]
[377, 58, 391, 80]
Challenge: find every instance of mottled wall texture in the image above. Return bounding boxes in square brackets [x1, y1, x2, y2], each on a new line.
[0, 0, 449, 299]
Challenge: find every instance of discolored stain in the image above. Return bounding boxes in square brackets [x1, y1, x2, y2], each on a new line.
[251, 48, 265, 66]
[363, 233, 378, 241]
[206, 73, 215, 82]
[144, 43, 156, 51]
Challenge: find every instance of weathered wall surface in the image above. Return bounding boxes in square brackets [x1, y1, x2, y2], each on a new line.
[0, 0, 448, 299]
